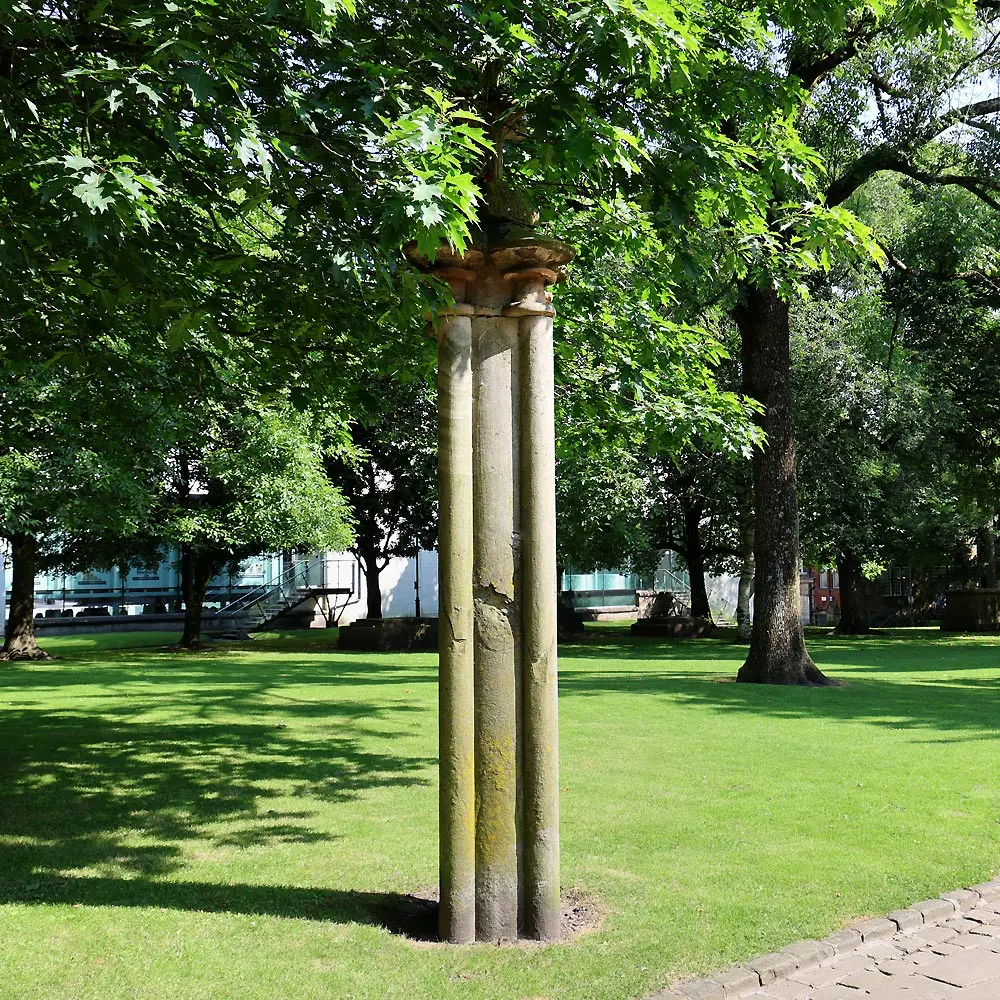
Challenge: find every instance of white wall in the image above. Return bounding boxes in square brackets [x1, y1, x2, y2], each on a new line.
[331, 549, 440, 624]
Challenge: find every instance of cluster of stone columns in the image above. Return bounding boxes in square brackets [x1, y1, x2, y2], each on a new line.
[417, 236, 573, 944]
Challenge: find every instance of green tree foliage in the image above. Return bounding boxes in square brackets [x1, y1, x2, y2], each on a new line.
[323, 376, 437, 620]
[162, 403, 353, 648]
[0, 348, 168, 657]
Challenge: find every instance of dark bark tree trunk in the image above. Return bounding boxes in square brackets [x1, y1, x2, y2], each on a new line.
[1, 533, 49, 660]
[735, 284, 830, 685]
[681, 500, 711, 621]
[179, 544, 212, 649]
[978, 524, 997, 589]
[736, 512, 755, 643]
[834, 549, 870, 635]
[360, 547, 383, 619]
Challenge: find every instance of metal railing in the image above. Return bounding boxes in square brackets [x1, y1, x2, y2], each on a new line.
[212, 561, 315, 630]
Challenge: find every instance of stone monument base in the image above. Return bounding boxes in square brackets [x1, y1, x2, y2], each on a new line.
[631, 616, 714, 638]
[337, 617, 438, 652]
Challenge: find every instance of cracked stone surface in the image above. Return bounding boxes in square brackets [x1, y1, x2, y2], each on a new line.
[748, 906, 1000, 998]
[653, 886, 1000, 1000]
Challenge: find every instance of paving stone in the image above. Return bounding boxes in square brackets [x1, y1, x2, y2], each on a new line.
[746, 952, 798, 984]
[821, 928, 861, 954]
[837, 967, 891, 989]
[754, 981, 810, 999]
[850, 916, 896, 942]
[890, 908, 926, 932]
[676, 980, 725, 1000]
[915, 925, 959, 946]
[647, 993, 687, 1000]
[916, 898, 960, 923]
[865, 939, 905, 960]
[969, 923, 1000, 937]
[930, 942, 964, 956]
[796, 954, 872, 988]
[878, 957, 924, 976]
[874, 981, 963, 999]
[950, 932, 991, 949]
[942, 889, 980, 913]
[711, 965, 759, 994]
[920, 946, 1000, 986]
[970, 881, 1000, 905]
[780, 939, 834, 970]
[809, 987, 861, 1000]
[945, 917, 983, 935]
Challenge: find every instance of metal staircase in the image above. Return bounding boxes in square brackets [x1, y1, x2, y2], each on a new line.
[654, 565, 738, 625]
[209, 562, 350, 638]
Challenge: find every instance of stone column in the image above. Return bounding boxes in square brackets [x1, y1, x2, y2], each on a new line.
[435, 269, 477, 945]
[470, 269, 521, 942]
[411, 236, 572, 944]
[510, 268, 561, 941]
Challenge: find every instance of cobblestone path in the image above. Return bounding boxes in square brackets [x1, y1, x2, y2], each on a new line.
[654, 881, 1000, 999]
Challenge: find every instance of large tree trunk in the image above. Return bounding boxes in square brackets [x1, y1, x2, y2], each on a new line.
[978, 524, 997, 589]
[834, 549, 870, 635]
[179, 545, 212, 649]
[2, 533, 49, 660]
[735, 513, 755, 643]
[735, 285, 830, 685]
[681, 500, 711, 621]
[359, 547, 383, 619]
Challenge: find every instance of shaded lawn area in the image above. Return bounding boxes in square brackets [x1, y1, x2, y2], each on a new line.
[2, 626, 1000, 999]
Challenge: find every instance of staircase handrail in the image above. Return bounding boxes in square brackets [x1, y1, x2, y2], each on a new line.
[212, 561, 314, 619]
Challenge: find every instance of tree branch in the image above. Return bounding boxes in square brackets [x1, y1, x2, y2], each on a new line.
[882, 244, 1000, 294]
[827, 146, 1000, 210]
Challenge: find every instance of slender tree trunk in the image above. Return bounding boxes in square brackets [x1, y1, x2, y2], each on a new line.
[978, 524, 997, 589]
[681, 501, 711, 621]
[360, 548, 383, 619]
[735, 284, 830, 685]
[834, 549, 870, 635]
[736, 514, 755, 643]
[179, 545, 211, 649]
[1, 533, 48, 660]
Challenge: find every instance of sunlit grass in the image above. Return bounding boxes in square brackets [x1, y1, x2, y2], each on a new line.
[2, 625, 999, 999]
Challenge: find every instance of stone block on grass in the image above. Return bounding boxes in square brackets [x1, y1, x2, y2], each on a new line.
[888, 908, 923, 933]
[849, 917, 896, 942]
[913, 898, 957, 923]
[821, 928, 862, 954]
[971, 881, 1000, 905]
[747, 952, 798, 984]
[676, 980, 725, 1000]
[781, 940, 835, 970]
[941, 889, 979, 912]
[712, 966, 760, 995]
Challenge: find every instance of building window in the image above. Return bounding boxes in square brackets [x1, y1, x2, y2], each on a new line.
[883, 566, 911, 597]
[819, 570, 830, 589]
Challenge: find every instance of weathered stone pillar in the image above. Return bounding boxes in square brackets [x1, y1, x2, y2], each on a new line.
[412, 235, 572, 944]
[435, 270, 477, 945]
[470, 268, 521, 942]
[512, 268, 561, 941]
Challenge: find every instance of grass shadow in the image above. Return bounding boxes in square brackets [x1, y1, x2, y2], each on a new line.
[0, 873, 438, 938]
[0, 706, 433, 930]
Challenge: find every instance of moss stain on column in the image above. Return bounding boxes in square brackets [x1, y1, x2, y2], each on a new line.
[516, 283, 561, 941]
[472, 297, 520, 943]
[437, 306, 476, 944]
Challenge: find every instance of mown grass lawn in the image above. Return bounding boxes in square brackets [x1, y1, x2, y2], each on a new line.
[2, 625, 1000, 999]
